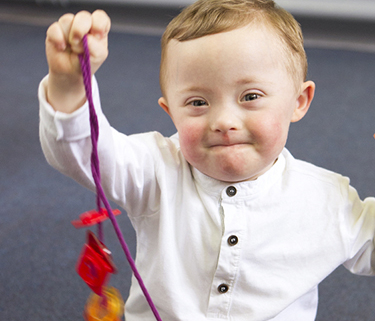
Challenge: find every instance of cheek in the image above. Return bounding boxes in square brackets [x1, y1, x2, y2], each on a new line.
[251, 115, 290, 151]
[177, 123, 205, 162]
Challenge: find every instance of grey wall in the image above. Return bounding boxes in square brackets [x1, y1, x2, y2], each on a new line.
[35, 0, 375, 20]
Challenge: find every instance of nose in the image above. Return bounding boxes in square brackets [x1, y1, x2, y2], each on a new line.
[210, 105, 241, 133]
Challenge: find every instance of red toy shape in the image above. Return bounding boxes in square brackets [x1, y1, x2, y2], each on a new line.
[77, 231, 117, 295]
[72, 209, 121, 228]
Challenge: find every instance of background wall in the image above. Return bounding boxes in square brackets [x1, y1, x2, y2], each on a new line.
[29, 0, 375, 20]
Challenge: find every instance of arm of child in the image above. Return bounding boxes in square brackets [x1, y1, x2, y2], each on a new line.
[40, 11, 179, 217]
[45, 10, 110, 113]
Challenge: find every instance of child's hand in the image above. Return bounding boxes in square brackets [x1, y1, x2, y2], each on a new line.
[45, 10, 111, 113]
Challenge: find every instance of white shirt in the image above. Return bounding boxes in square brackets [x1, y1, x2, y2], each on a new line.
[39, 76, 375, 321]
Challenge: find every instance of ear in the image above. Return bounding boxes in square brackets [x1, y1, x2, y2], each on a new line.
[291, 80, 315, 123]
[158, 97, 172, 118]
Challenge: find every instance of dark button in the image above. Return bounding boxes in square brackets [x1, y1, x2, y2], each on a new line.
[228, 235, 238, 246]
[226, 186, 237, 197]
[218, 284, 229, 293]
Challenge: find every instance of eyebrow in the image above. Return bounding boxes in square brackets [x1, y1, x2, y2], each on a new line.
[177, 85, 214, 95]
[177, 77, 267, 95]
[235, 78, 260, 85]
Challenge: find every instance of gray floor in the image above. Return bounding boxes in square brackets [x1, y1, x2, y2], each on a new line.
[2, 1, 375, 320]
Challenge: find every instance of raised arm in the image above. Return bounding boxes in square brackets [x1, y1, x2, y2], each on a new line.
[45, 10, 110, 113]
[40, 10, 177, 217]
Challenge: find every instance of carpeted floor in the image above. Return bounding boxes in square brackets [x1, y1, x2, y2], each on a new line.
[1, 11, 375, 321]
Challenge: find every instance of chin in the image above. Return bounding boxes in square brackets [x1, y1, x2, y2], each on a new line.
[214, 162, 259, 182]
[208, 169, 257, 183]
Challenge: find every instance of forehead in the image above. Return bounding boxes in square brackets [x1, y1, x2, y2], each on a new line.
[163, 24, 291, 91]
[169, 23, 280, 52]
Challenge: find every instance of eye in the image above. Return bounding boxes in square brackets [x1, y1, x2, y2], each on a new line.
[242, 93, 260, 101]
[189, 99, 207, 107]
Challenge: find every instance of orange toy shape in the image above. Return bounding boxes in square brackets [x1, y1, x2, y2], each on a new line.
[84, 287, 124, 321]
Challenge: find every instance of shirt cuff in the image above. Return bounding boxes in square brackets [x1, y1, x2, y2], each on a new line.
[38, 75, 103, 142]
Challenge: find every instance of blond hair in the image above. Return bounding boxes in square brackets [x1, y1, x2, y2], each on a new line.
[160, 0, 307, 95]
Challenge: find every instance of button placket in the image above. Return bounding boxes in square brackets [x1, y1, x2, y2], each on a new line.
[207, 189, 244, 316]
[225, 187, 239, 247]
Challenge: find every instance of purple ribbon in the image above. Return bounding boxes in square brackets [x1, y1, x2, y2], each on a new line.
[78, 34, 162, 321]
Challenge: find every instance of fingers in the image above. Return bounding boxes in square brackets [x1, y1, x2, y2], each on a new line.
[68, 10, 92, 52]
[45, 10, 110, 78]
[86, 11, 110, 71]
[58, 13, 75, 47]
[46, 10, 110, 54]
[69, 10, 110, 53]
[46, 13, 74, 51]
[91, 10, 111, 39]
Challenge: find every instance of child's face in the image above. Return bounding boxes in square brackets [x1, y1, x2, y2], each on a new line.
[159, 23, 314, 183]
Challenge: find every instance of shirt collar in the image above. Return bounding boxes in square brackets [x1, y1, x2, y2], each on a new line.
[191, 150, 286, 199]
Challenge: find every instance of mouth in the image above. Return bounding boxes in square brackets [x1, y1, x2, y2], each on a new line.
[210, 142, 249, 149]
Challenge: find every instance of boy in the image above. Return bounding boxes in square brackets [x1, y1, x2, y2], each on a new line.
[39, 0, 375, 320]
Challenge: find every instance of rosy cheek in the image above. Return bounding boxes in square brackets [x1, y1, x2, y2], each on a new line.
[177, 124, 204, 163]
[252, 117, 287, 151]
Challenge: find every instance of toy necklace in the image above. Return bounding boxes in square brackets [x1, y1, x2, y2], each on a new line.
[71, 34, 163, 321]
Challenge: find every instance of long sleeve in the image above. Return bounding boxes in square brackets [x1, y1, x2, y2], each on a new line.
[39, 75, 181, 217]
[341, 183, 375, 275]
[39, 75, 98, 190]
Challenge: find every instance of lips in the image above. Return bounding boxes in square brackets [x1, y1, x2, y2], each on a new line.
[209, 139, 249, 146]
[207, 134, 251, 149]
[209, 142, 249, 150]
[212, 143, 243, 147]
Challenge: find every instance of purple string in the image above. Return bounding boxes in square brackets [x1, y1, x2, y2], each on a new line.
[78, 35, 162, 321]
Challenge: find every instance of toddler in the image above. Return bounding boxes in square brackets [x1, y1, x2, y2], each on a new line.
[39, 0, 375, 320]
